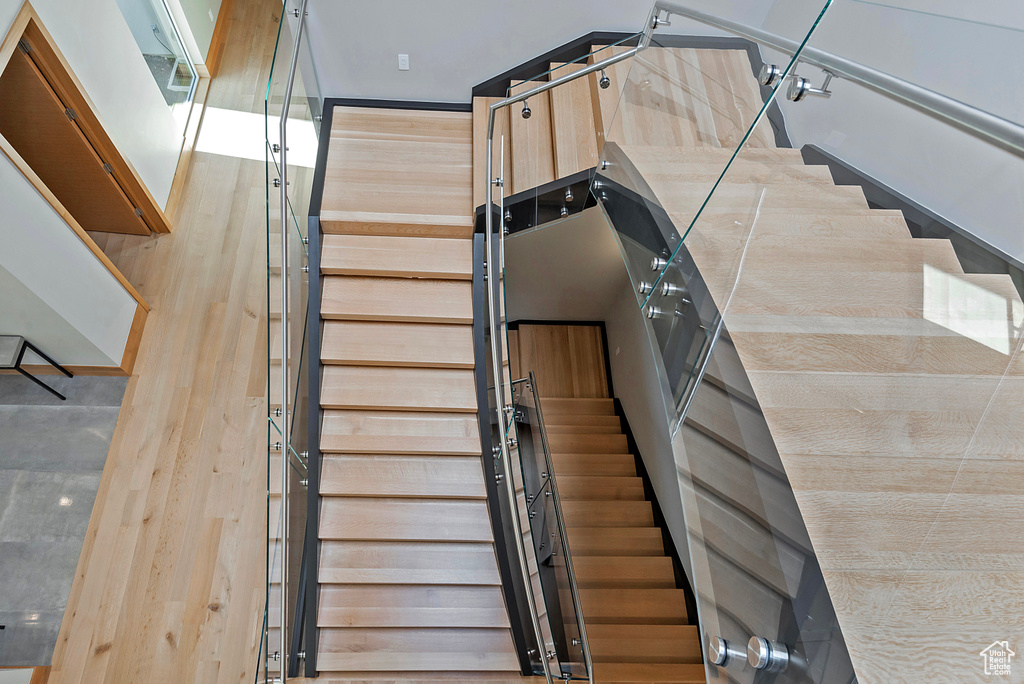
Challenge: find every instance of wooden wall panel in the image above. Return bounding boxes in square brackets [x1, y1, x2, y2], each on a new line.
[549, 62, 599, 178]
[0, 49, 149, 235]
[515, 324, 609, 398]
[508, 80, 556, 194]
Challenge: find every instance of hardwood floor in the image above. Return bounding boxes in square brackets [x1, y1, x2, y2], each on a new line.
[45, 1, 279, 682]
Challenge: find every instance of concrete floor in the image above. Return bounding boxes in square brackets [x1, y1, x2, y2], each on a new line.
[0, 374, 126, 666]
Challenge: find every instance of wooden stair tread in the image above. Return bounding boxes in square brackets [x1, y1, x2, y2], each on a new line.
[588, 624, 702, 663]
[321, 410, 480, 455]
[321, 455, 486, 499]
[320, 498, 493, 542]
[592, 662, 707, 682]
[565, 527, 664, 556]
[321, 209, 474, 239]
[324, 107, 473, 220]
[322, 275, 473, 324]
[321, 366, 478, 412]
[318, 585, 510, 628]
[545, 433, 629, 453]
[544, 414, 622, 428]
[549, 61, 600, 178]
[509, 79, 556, 193]
[579, 588, 688, 624]
[544, 424, 621, 434]
[550, 453, 637, 476]
[321, 234, 473, 279]
[684, 210, 912, 239]
[556, 475, 646, 500]
[321, 321, 474, 369]
[318, 541, 501, 585]
[317, 627, 519, 672]
[573, 555, 676, 588]
[540, 397, 616, 415]
[561, 500, 653, 527]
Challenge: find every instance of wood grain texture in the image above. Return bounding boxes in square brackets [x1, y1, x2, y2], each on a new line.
[321, 366, 478, 412]
[15, 16, 171, 233]
[317, 628, 520, 673]
[321, 455, 486, 499]
[319, 103, 517, 673]
[318, 541, 502, 585]
[621, 85, 1024, 680]
[0, 48, 149, 234]
[508, 80, 556, 193]
[592, 662, 707, 682]
[472, 96, 513, 206]
[549, 62, 600, 178]
[320, 410, 481, 455]
[323, 107, 473, 228]
[45, 0, 276, 680]
[321, 321, 475, 369]
[320, 498, 494, 542]
[321, 275, 473, 324]
[318, 585, 511, 628]
[603, 47, 774, 150]
[321, 234, 473, 279]
[515, 324, 609, 398]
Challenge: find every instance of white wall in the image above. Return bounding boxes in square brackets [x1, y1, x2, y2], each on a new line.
[761, 0, 1024, 262]
[175, 0, 222, 60]
[504, 208, 696, 582]
[0, 0, 187, 207]
[304, 0, 773, 102]
[0, 154, 138, 368]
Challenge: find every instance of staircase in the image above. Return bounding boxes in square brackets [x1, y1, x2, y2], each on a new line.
[509, 324, 706, 683]
[314, 106, 520, 677]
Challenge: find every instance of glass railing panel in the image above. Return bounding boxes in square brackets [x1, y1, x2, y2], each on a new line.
[592, 0, 838, 417]
[754, 4, 1023, 679]
[591, 2, 1023, 681]
[482, 221, 550, 678]
[510, 375, 590, 681]
[264, 1, 314, 677]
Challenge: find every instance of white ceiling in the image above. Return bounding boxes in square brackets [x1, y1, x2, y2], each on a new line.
[303, 0, 773, 103]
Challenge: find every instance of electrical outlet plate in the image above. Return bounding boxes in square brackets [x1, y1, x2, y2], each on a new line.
[398, 54, 410, 71]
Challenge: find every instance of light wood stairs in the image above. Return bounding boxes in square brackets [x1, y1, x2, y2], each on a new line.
[475, 36, 1024, 682]
[315, 106, 521, 677]
[509, 324, 706, 683]
[475, 35, 1024, 683]
[472, 44, 772, 206]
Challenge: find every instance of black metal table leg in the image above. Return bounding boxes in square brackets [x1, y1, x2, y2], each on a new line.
[24, 341, 73, 378]
[14, 342, 69, 400]
[14, 366, 66, 400]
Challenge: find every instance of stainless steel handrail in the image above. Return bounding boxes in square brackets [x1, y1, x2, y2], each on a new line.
[277, 0, 309, 680]
[525, 371, 594, 682]
[655, 1, 1024, 156]
[482, 6, 660, 681]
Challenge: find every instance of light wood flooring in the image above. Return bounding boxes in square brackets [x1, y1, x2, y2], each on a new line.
[44, 0, 281, 681]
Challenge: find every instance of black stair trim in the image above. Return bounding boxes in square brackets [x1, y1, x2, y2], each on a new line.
[803, 143, 1024, 299]
[323, 96, 473, 113]
[471, 233, 541, 676]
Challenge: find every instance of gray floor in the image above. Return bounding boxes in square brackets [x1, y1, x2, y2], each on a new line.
[0, 374, 127, 666]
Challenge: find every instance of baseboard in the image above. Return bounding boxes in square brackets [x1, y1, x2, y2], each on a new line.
[164, 76, 211, 226]
[205, 0, 235, 79]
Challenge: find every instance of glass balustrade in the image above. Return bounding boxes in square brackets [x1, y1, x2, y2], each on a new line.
[568, 0, 1024, 680]
[262, 0, 320, 679]
[510, 373, 592, 681]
